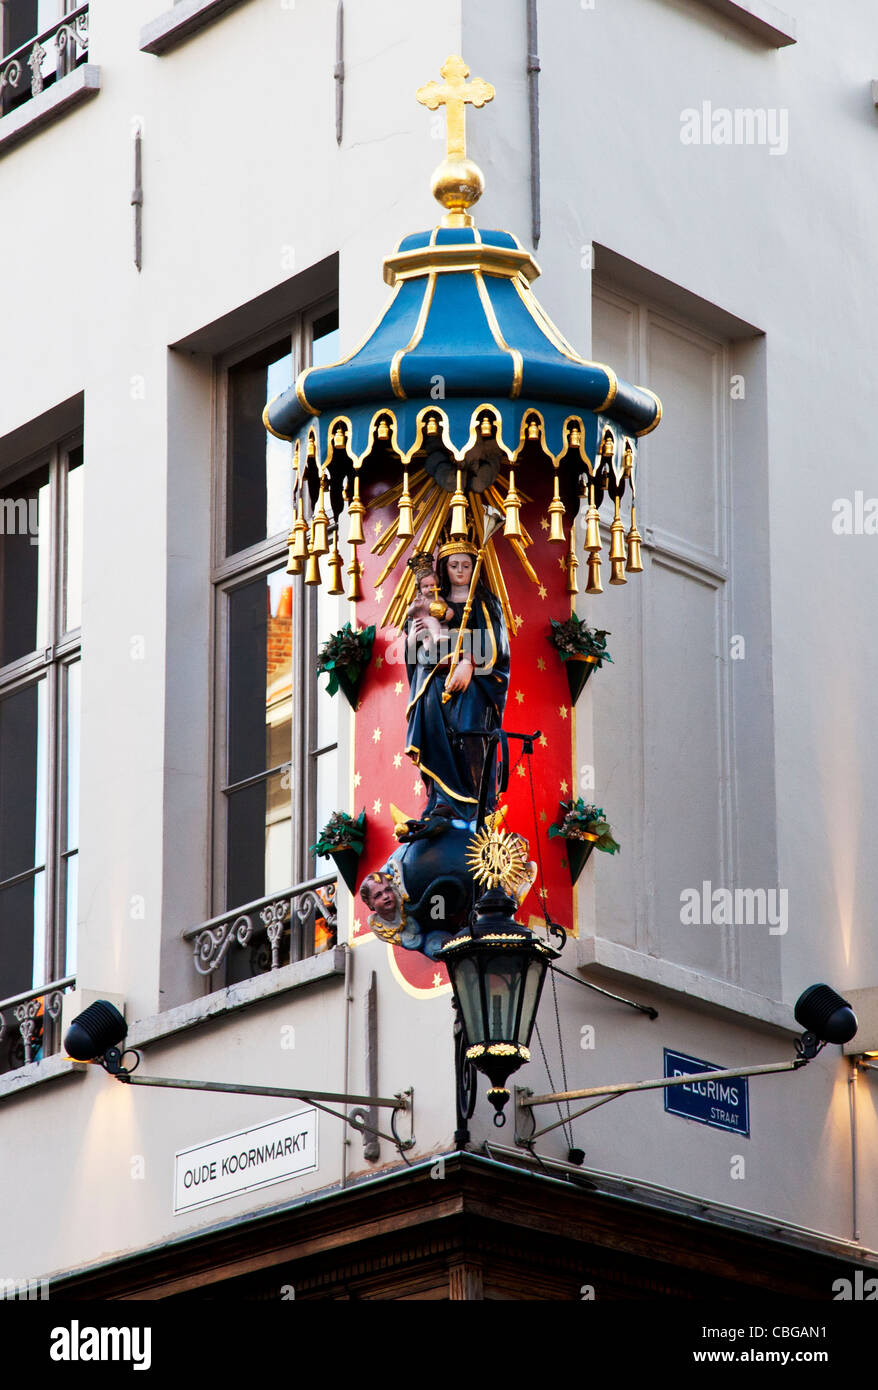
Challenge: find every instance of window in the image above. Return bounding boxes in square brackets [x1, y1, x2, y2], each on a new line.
[590, 273, 777, 998]
[0, 435, 82, 1071]
[214, 307, 339, 984]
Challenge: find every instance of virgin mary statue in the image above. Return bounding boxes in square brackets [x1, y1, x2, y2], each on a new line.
[405, 534, 510, 822]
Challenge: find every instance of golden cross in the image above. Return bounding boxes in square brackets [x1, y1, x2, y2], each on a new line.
[416, 55, 494, 163]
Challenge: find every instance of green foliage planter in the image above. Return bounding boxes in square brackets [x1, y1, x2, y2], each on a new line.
[317, 624, 376, 709]
[548, 615, 613, 706]
[311, 810, 366, 892]
[548, 800, 620, 884]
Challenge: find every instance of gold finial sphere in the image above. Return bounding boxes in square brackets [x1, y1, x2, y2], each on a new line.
[431, 157, 485, 215]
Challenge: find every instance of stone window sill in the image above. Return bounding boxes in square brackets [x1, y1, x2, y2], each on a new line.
[696, 0, 796, 46]
[0, 949, 344, 1104]
[0, 65, 100, 158]
[128, 946, 346, 1049]
[140, 0, 253, 56]
[0, 1053, 86, 1103]
[575, 935, 796, 1035]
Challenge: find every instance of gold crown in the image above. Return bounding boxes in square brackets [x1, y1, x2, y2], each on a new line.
[437, 519, 478, 560]
[407, 551, 437, 581]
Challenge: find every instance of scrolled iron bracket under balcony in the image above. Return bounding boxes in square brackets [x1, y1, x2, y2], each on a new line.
[0, 976, 77, 1075]
[183, 877, 338, 980]
[0, 4, 99, 158]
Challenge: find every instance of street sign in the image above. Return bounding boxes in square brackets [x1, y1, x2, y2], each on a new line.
[174, 1107, 318, 1214]
[663, 1048, 750, 1138]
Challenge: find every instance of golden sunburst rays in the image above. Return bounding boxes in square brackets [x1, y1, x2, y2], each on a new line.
[466, 825, 532, 896]
[367, 464, 542, 635]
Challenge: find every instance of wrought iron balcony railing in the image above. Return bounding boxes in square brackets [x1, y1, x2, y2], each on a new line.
[183, 877, 338, 982]
[0, 4, 89, 117]
[0, 975, 76, 1075]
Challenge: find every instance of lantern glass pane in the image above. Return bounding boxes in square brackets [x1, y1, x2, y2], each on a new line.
[517, 957, 547, 1044]
[454, 956, 483, 1048]
[484, 953, 524, 1041]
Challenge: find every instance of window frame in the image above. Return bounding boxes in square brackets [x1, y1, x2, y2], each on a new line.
[210, 298, 338, 920]
[0, 428, 82, 1000]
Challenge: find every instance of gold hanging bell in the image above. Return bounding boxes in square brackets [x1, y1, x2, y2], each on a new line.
[609, 495, 626, 562]
[449, 468, 469, 538]
[286, 531, 302, 575]
[347, 556, 364, 601]
[585, 550, 603, 595]
[304, 549, 322, 586]
[583, 477, 601, 553]
[347, 473, 365, 546]
[503, 467, 523, 539]
[548, 472, 566, 544]
[526, 417, 541, 442]
[566, 527, 579, 596]
[609, 557, 626, 586]
[310, 480, 329, 556]
[327, 533, 345, 595]
[397, 466, 414, 539]
[626, 506, 644, 573]
[291, 497, 308, 561]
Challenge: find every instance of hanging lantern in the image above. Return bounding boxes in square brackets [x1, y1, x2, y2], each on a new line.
[437, 885, 560, 1125]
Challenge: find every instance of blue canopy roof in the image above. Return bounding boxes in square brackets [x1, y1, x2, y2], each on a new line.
[264, 225, 661, 468]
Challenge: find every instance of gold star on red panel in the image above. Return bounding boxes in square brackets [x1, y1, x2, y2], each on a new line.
[372, 798, 382, 814]
[560, 779, 569, 795]
[559, 705, 568, 720]
[433, 972, 443, 988]
[375, 654, 384, 669]
[374, 520, 384, 537]
[558, 555, 566, 570]
[393, 753, 402, 768]
[514, 689, 524, 705]
[515, 765, 525, 778]
[536, 657, 546, 671]
[539, 734, 548, 748]
[540, 517, 549, 531]
[375, 586, 384, 603]
[372, 727, 382, 743]
[538, 584, 547, 600]
[539, 809, 547, 823]
[414, 781, 424, 796]
[354, 771, 362, 787]
[394, 680, 404, 695]
[515, 614, 524, 630]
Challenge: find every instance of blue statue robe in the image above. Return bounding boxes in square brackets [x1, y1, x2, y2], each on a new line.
[405, 590, 510, 820]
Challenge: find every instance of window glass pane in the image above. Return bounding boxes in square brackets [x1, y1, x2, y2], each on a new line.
[65, 448, 83, 633]
[0, 465, 50, 668]
[227, 341, 293, 555]
[312, 310, 339, 367]
[315, 581, 339, 750]
[66, 660, 80, 850]
[227, 569, 292, 785]
[0, 871, 45, 1000]
[64, 853, 78, 976]
[5, 0, 39, 53]
[0, 680, 47, 883]
[314, 748, 337, 869]
[225, 770, 291, 909]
